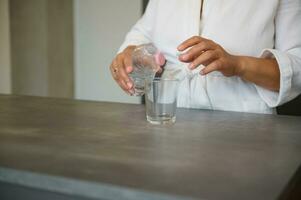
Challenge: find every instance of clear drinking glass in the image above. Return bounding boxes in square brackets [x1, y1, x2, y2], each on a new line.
[144, 78, 179, 124]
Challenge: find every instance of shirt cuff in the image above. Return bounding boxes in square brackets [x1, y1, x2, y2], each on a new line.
[254, 49, 293, 107]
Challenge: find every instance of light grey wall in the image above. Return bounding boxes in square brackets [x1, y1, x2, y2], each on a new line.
[74, 0, 142, 104]
[10, 0, 74, 98]
[47, 0, 74, 98]
[0, 0, 11, 94]
[10, 0, 48, 96]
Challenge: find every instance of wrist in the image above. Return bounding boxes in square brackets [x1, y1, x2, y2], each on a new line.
[234, 56, 246, 77]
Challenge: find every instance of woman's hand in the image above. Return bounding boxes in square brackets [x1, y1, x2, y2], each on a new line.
[110, 45, 136, 95]
[177, 36, 242, 77]
[177, 36, 280, 91]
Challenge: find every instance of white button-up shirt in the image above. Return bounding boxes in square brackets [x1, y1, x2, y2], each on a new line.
[118, 0, 301, 114]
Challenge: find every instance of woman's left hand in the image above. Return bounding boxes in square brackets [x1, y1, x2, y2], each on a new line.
[177, 36, 242, 77]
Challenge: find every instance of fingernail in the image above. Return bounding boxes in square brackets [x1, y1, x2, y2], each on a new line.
[188, 63, 194, 69]
[181, 54, 188, 60]
[126, 66, 132, 73]
[127, 81, 133, 89]
[129, 89, 134, 95]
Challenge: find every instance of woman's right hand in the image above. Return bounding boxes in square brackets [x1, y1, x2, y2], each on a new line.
[110, 45, 136, 95]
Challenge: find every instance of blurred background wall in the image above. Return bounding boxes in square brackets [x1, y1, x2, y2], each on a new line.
[0, 0, 11, 94]
[9, 0, 74, 98]
[0, 0, 143, 103]
[74, 0, 141, 103]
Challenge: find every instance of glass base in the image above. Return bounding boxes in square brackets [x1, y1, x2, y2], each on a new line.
[146, 115, 176, 125]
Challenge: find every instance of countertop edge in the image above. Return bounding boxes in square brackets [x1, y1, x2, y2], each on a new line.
[0, 167, 199, 200]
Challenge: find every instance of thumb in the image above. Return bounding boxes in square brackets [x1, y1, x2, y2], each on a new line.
[123, 56, 133, 73]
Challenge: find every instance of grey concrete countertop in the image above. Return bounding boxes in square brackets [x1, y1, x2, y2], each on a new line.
[0, 94, 301, 200]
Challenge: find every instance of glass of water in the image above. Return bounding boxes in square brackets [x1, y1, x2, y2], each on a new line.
[144, 78, 179, 124]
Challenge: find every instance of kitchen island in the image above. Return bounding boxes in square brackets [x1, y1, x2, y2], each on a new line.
[0, 95, 300, 200]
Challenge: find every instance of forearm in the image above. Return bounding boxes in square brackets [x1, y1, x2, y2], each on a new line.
[236, 56, 280, 91]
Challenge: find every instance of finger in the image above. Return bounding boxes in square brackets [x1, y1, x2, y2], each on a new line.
[110, 59, 119, 79]
[200, 59, 223, 75]
[179, 41, 217, 62]
[123, 54, 133, 73]
[111, 67, 129, 92]
[119, 79, 131, 92]
[116, 57, 133, 90]
[122, 80, 135, 95]
[126, 66, 133, 73]
[118, 80, 134, 95]
[189, 50, 219, 69]
[111, 56, 133, 90]
[157, 67, 163, 74]
[177, 36, 202, 51]
[110, 63, 130, 92]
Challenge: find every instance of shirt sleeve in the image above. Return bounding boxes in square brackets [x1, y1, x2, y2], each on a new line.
[118, 0, 158, 53]
[255, 0, 301, 107]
